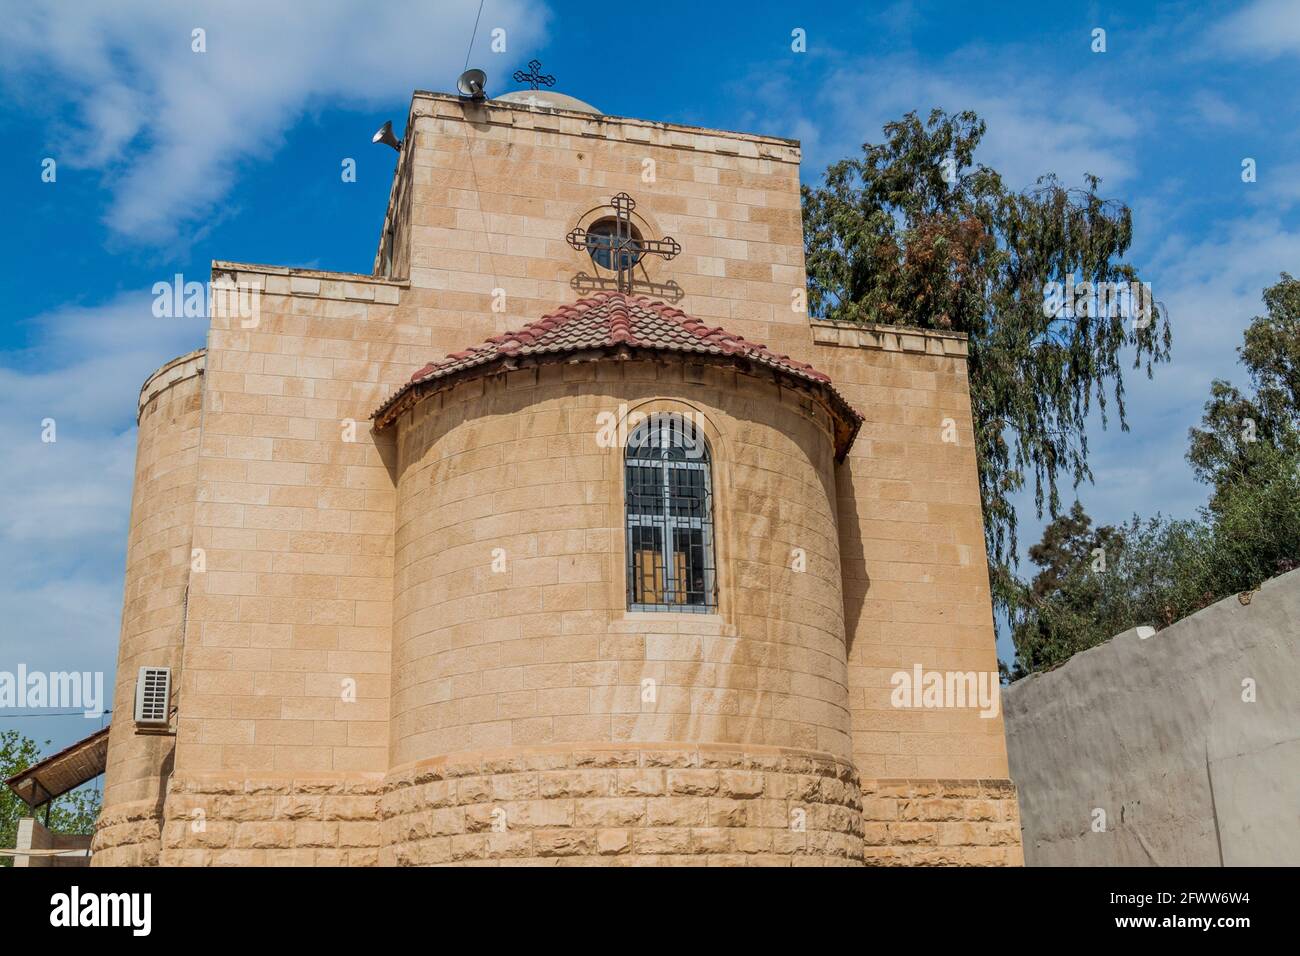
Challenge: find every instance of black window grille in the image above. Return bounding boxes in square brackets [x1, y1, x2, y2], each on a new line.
[625, 414, 716, 611]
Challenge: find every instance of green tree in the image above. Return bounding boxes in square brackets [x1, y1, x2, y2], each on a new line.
[1189, 274, 1300, 510]
[1184, 274, 1300, 586]
[0, 729, 102, 867]
[801, 109, 1172, 607]
[1008, 275, 1300, 677]
[1008, 506, 1212, 677]
[1008, 502, 1124, 676]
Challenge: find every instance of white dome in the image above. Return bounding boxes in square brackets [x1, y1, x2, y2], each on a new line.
[495, 89, 602, 115]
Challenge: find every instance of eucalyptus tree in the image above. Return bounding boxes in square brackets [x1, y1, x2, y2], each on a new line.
[801, 109, 1171, 607]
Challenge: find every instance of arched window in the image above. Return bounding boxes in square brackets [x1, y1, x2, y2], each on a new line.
[625, 413, 716, 611]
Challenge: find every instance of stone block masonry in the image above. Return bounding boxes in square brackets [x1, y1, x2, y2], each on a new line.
[382, 745, 862, 867]
[154, 746, 861, 867]
[90, 89, 1021, 867]
[859, 779, 1023, 866]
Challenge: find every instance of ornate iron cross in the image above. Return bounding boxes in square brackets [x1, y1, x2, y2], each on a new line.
[512, 59, 555, 90]
[567, 193, 681, 293]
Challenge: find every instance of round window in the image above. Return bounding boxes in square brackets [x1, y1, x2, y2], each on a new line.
[584, 218, 644, 271]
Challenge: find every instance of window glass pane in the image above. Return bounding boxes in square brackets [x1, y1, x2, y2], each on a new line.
[626, 464, 663, 515]
[668, 465, 706, 517]
[585, 220, 643, 271]
[673, 527, 707, 605]
[626, 420, 659, 460]
[625, 414, 715, 611]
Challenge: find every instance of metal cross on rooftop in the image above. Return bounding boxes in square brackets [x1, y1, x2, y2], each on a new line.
[512, 59, 556, 90]
[567, 193, 681, 294]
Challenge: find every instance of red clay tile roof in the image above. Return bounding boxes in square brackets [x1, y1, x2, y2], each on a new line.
[373, 292, 862, 457]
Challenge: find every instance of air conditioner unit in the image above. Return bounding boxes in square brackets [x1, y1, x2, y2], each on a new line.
[134, 666, 171, 727]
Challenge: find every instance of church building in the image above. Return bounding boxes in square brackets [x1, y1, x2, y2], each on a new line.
[87, 77, 1022, 865]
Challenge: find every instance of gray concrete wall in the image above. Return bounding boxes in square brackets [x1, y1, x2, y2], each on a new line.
[1004, 568, 1300, 866]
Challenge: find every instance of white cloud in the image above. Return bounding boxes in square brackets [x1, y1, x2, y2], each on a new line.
[0, 0, 549, 243]
[0, 294, 206, 747]
[1189, 89, 1243, 129]
[742, 51, 1139, 193]
[1218, 0, 1300, 58]
[1014, 212, 1300, 549]
[1242, 161, 1300, 213]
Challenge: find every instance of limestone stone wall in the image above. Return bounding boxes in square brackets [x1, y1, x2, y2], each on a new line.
[177, 82, 823, 796]
[377, 357, 858, 864]
[94, 349, 205, 866]
[382, 745, 861, 866]
[859, 779, 1023, 866]
[159, 772, 383, 866]
[390, 359, 850, 764]
[810, 324, 1010, 783]
[152, 745, 861, 866]
[175, 266, 409, 782]
[95, 91, 1020, 865]
[387, 93, 815, 370]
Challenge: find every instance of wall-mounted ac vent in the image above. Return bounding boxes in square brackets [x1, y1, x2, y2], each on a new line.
[134, 666, 171, 727]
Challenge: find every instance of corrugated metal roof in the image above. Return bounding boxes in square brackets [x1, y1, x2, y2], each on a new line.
[5, 726, 109, 808]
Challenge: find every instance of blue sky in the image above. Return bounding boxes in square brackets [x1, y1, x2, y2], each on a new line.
[2, 0, 1299, 755]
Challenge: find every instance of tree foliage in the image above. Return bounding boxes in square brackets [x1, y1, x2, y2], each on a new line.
[1188, 274, 1300, 509]
[1007, 507, 1205, 677]
[801, 109, 1172, 606]
[1008, 275, 1300, 677]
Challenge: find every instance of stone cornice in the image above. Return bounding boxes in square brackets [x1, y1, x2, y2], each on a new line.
[138, 348, 206, 421]
[812, 320, 970, 359]
[210, 261, 408, 305]
[410, 90, 802, 164]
